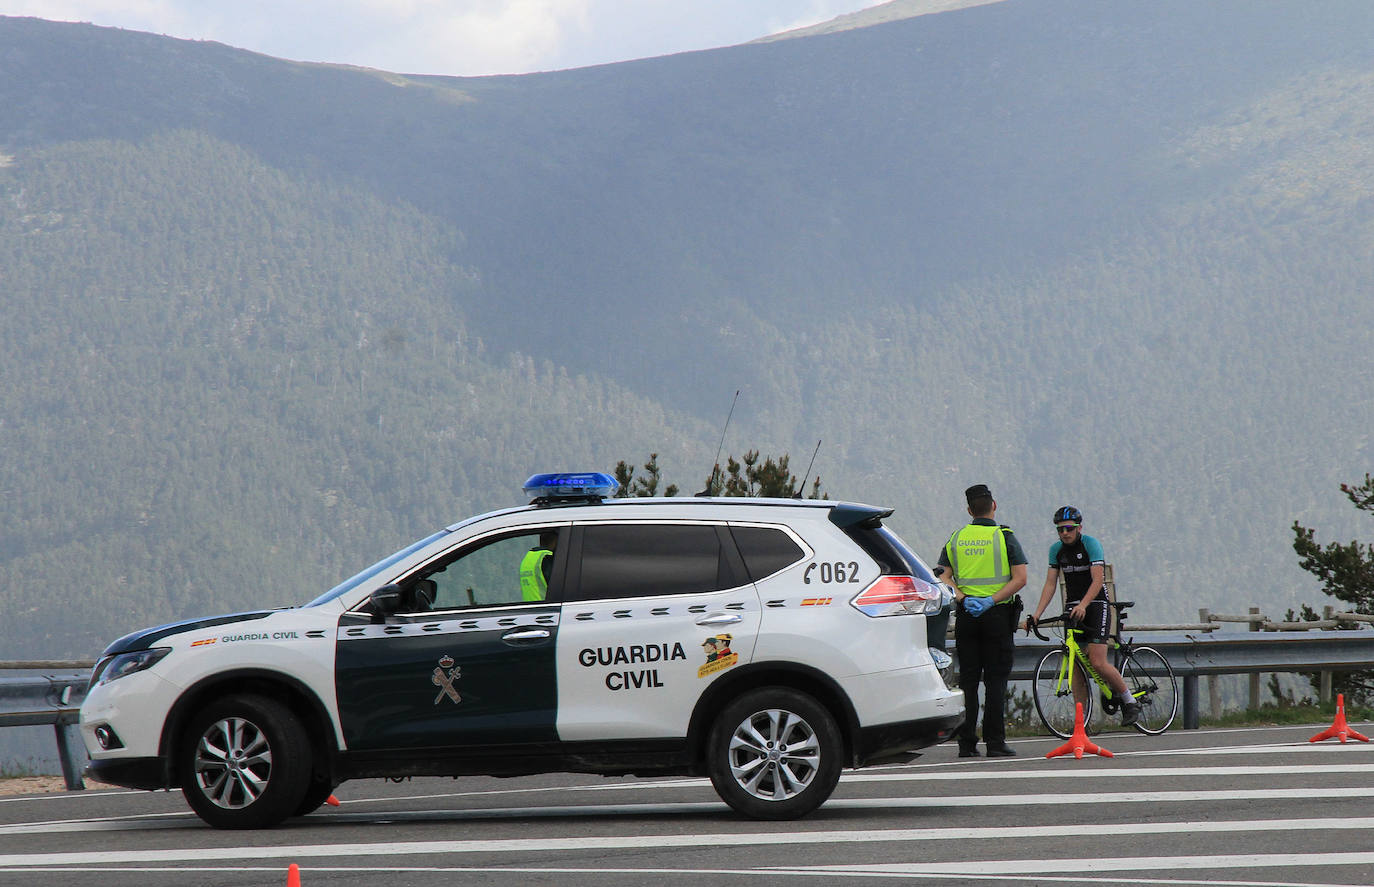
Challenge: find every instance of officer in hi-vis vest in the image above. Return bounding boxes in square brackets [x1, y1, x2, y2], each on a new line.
[519, 531, 558, 601]
[937, 484, 1027, 758]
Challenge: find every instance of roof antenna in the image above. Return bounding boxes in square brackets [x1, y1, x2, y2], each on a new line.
[696, 389, 739, 497]
[794, 439, 821, 499]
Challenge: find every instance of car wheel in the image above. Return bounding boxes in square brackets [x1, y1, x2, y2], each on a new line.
[180, 694, 312, 829]
[706, 687, 842, 820]
[293, 772, 338, 817]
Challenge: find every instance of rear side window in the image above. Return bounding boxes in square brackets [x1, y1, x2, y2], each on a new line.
[572, 524, 741, 601]
[730, 526, 805, 582]
[844, 524, 938, 583]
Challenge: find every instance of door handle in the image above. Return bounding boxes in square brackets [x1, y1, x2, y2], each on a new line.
[695, 612, 743, 627]
[501, 628, 552, 643]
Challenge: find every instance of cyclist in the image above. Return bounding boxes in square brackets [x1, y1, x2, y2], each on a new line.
[1025, 506, 1140, 726]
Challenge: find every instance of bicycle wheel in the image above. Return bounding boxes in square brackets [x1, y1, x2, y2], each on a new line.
[1121, 646, 1177, 735]
[1032, 649, 1093, 739]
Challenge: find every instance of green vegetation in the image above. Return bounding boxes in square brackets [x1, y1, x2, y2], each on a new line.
[1290, 474, 1374, 703]
[615, 450, 825, 499]
[1201, 698, 1374, 730]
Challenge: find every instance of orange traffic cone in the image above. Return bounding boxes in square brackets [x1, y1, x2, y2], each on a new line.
[326, 794, 341, 806]
[1309, 694, 1371, 743]
[1046, 702, 1114, 759]
[287, 863, 301, 887]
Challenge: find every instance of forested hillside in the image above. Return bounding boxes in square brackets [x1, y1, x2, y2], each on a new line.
[1, 0, 1372, 667]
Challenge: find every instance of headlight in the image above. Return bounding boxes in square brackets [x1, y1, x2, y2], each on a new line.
[91, 648, 171, 685]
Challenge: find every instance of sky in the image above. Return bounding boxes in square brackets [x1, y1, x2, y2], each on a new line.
[1, 0, 888, 77]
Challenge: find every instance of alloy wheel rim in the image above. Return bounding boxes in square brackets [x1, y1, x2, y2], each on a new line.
[194, 716, 273, 809]
[728, 708, 820, 801]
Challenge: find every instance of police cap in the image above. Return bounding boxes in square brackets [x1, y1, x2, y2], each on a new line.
[965, 484, 993, 504]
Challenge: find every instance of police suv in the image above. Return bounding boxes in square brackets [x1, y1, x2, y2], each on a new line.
[80, 473, 962, 828]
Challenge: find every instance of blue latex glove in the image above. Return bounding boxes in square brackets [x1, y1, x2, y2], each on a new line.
[963, 597, 989, 617]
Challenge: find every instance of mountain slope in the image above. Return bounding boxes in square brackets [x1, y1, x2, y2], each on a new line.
[754, 0, 1009, 43]
[0, 0, 1372, 665]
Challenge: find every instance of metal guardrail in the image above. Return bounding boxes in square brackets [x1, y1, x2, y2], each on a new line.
[999, 629, 1374, 730]
[0, 662, 92, 790]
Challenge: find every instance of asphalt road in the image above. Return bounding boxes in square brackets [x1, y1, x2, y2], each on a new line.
[2, 724, 1372, 887]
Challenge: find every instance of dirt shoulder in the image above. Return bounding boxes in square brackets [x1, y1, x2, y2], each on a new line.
[0, 776, 72, 796]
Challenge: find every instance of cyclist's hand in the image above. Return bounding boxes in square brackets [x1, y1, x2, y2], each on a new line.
[1022, 615, 1037, 635]
[1069, 602, 1088, 624]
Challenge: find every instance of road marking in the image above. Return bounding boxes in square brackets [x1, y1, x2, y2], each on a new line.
[0, 790, 143, 805]
[6, 781, 1374, 836]
[296, 754, 1374, 804]
[785, 850, 1374, 876]
[1131, 742, 1374, 758]
[0, 863, 1370, 887]
[2, 815, 1374, 866]
[840, 763, 1374, 782]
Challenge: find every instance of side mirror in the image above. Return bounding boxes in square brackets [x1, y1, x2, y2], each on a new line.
[369, 584, 403, 620]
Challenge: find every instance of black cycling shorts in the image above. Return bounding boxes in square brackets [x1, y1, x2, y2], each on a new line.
[1068, 599, 1110, 644]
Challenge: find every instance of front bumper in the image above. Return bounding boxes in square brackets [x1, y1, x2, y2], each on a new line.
[85, 756, 172, 791]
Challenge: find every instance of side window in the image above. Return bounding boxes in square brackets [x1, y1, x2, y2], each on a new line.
[844, 524, 938, 583]
[572, 524, 739, 601]
[404, 529, 561, 611]
[730, 526, 805, 582]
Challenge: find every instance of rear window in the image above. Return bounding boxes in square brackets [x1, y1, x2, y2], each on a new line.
[843, 524, 938, 583]
[730, 526, 805, 581]
[573, 524, 740, 601]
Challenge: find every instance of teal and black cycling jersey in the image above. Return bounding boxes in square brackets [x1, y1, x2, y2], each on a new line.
[1049, 533, 1105, 604]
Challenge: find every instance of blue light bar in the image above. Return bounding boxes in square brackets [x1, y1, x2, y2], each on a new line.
[522, 472, 620, 502]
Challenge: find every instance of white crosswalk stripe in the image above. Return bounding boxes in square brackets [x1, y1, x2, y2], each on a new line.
[2, 732, 1371, 885]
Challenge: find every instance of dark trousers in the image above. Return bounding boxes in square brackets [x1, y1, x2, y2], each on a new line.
[954, 599, 1017, 747]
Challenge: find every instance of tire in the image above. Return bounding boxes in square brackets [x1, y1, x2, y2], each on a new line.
[292, 772, 338, 817]
[1122, 646, 1178, 735]
[180, 694, 313, 829]
[1032, 649, 1093, 739]
[706, 687, 842, 820]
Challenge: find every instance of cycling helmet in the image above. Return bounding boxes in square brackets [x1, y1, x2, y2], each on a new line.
[1052, 505, 1083, 524]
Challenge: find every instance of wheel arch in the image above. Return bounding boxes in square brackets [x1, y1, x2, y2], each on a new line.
[159, 669, 338, 789]
[685, 661, 861, 770]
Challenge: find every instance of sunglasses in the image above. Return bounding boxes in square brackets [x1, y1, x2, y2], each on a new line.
[1056, 524, 1080, 533]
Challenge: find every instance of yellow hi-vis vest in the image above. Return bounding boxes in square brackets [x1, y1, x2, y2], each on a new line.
[945, 523, 1011, 599]
[520, 548, 552, 601]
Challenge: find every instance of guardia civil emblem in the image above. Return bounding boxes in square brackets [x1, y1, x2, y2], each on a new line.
[697, 634, 739, 678]
[432, 654, 462, 705]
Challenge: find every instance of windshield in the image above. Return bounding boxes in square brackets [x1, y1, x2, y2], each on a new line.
[305, 530, 449, 607]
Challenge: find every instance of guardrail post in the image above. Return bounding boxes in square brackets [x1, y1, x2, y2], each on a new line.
[54, 722, 86, 791]
[1319, 606, 1335, 704]
[1200, 608, 1221, 717]
[1248, 606, 1261, 710]
[1183, 674, 1200, 729]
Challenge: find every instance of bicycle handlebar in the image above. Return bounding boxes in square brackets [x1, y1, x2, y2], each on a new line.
[1025, 600, 1136, 641]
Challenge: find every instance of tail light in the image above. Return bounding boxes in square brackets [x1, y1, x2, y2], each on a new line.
[850, 575, 942, 617]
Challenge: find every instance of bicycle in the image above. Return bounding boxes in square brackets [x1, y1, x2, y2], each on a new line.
[1028, 600, 1178, 737]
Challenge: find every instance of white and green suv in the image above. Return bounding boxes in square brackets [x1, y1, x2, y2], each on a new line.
[80, 472, 961, 828]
